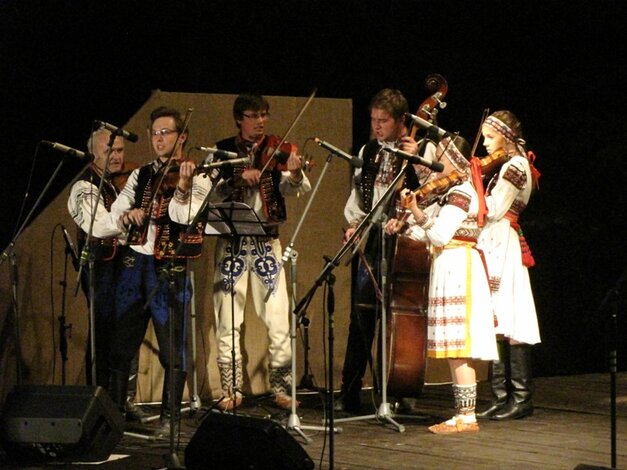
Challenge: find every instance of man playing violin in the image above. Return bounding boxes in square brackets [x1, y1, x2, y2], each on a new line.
[336, 88, 432, 413]
[95, 106, 208, 438]
[206, 93, 311, 410]
[68, 127, 125, 390]
[67, 127, 149, 424]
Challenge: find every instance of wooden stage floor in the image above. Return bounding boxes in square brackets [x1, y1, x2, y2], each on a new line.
[1, 372, 626, 469]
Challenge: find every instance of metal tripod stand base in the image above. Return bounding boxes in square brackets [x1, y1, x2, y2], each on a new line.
[332, 401, 406, 432]
[286, 410, 342, 444]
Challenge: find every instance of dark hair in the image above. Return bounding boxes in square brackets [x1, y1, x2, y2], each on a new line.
[452, 135, 471, 160]
[150, 106, 186, 133]
[368, 89, 408, 121]
[233, 93, 270, 122]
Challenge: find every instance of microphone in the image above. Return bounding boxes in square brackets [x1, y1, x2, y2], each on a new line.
[314, 138, 363, 168]
[387, 147, 445, 172]
[41, 141, 87, 159]
[61, 225, 79, 271]
[405, 113, 456, 139]
[95, 120, 139, 142]
[196, 146, 240, 160]
[196, 157, 249, 171]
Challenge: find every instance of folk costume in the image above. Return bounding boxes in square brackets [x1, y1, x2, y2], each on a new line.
[99, 158, 207, 436]
[477, 115, 541, 420]
[337, 139, 436, 412]
[403, 137, 497, 433]
[210, 134, 311, 410]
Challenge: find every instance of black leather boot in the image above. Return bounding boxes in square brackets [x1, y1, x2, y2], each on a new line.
[477, 340, 509, 418]
[125, 368, 150, 423]
[108, 368, 130, 421]
[334, 377, 362, 413]
[154, 369, 187, 439]
[491, 344, 534, 420]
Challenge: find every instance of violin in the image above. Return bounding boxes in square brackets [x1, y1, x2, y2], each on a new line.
[257, 135, 298, 172]
[478, 149, 510, 180]
[111, 161, 140, 193]
[404, 170, 465, 208]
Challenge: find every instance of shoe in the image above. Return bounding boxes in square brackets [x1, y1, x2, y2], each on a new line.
[491, 344, 534, 420]
[216, 394, 243, 411]
[490, 399, 534, 420]
[153, 417, 179, 440]
[428, 418, 479, 434]
[125, 401, 150, 423]
[274, 394, 299, 410]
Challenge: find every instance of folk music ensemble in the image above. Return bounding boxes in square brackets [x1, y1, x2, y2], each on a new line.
[67, 87, 541, 438]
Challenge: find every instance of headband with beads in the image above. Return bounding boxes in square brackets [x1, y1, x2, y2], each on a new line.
[437, 136, 469, 173]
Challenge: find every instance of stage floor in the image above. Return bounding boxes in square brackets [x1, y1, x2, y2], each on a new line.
[1, 372, 626, 469]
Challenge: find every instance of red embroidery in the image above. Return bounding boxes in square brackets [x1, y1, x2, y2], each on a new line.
[503, 165, 527, 190]
[447, 191, 471, 212]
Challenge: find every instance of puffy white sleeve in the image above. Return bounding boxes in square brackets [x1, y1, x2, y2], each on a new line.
[168, 173, 212, 224]
[343, 145, 366, 226]
[485, 157, 528, 221]
[68, 180, 122, 239]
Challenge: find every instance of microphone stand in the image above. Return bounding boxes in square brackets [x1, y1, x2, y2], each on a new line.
[1, 149, 77, 384]
[293, 165, 408, 468]
[139, 167, 223, 469]
[262, 153, 343, 441]
[59, 232, 76, 385]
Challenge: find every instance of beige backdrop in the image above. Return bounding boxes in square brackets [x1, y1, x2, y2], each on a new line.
[0, 90, 455, 405]
[0, 90, 355, 403]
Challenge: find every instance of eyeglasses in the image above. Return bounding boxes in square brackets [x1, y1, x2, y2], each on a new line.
[242, 112, 270, 120]
[150, 128, 178, 137]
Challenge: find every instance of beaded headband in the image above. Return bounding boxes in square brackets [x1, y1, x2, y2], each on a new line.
[483, 116, 517, 143]
[437, 136, 469, 173]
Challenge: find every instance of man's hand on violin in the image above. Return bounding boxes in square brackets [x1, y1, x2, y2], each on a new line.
[177, 160, 196, 193]
[287, 152, 304, 181]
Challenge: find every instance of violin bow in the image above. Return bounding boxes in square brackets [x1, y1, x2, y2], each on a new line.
[470, 108, 490, 158]
[259, 88, 317, 174]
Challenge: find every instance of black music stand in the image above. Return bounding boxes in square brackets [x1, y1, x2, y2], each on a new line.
[204, 202, 269, 412]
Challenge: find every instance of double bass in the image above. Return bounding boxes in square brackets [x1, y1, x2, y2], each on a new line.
[384, 74, 449, 397]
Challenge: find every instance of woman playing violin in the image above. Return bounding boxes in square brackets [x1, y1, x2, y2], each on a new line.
[203, 93, 311, 411]
[385, 136, 498, 434]
[475, 110, 541, 421]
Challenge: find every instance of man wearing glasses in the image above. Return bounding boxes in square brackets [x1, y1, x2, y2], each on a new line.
[96, 106, 207, 438]
[209, 93, 311, 410]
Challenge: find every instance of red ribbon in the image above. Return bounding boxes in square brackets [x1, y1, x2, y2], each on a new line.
[527, 150, 541, 191]
[470, 156, 487, 227]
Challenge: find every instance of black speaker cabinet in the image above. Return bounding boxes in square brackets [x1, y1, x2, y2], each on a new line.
[0, 385, 124, 463]
[185, 412, 314, 470]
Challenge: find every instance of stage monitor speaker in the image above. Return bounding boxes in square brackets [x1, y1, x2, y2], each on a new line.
[185, 412, 314, 470]
[0, 385, 124, 463]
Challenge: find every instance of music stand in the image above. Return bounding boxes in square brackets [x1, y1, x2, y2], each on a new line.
[204, 202, 268, 412]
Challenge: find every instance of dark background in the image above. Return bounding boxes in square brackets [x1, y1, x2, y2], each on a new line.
[1, 0, 626, 377]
